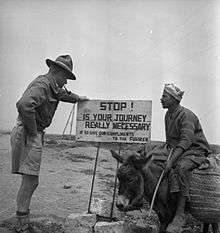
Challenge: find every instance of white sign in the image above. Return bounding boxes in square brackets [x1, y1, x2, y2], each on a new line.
[76, 100, 152, 143]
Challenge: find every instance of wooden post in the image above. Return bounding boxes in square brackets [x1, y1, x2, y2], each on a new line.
[69, 104, 75, 135]
[87, 142, 101, 214]
[62, 106, 74, 138]
[110, 143, 121, 220]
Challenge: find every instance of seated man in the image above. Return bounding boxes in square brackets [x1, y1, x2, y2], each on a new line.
[141, 83, 211, 232]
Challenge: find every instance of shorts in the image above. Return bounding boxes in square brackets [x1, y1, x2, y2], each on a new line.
[10, 123, 43, 176]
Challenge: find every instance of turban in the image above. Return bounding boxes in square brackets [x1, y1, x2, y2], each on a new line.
[164, 83, 184, 101]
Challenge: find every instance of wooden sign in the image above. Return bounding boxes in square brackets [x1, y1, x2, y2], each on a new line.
[76, 100, 152, 143]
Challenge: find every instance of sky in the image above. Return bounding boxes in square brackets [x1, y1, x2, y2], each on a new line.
[0, 0, 220, 144]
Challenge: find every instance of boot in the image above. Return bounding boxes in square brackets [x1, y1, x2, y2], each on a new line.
[14, 211, 34, 233]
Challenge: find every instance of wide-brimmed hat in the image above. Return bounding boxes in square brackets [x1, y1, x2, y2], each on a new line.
[46, 55, 76, 80]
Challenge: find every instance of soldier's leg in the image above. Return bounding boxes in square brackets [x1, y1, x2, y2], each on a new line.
[15, 175, 38, 233]
[17, 174, 39, 212]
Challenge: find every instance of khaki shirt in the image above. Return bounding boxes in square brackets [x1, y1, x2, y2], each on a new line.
[16, 74, 80, 135]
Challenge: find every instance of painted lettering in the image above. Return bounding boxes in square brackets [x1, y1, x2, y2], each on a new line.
[100, 102, 127, 111]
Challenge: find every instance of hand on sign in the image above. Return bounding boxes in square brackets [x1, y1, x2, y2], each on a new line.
[79, 96, 89, 101]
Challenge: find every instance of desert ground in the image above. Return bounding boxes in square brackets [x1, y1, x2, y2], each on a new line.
[0, 131, 219, 233]
[0, 131, 144, 232]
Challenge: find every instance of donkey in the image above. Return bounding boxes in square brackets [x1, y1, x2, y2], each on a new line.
[110, 150, 219, 233]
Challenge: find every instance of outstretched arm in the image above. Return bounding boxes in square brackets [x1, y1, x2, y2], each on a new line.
[57, 88, 89, 103]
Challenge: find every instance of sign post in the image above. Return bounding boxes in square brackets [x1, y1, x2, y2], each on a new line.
[110, 144, 121, 219]
[87, 142, 101, 214]
[76, 100, 152, 219]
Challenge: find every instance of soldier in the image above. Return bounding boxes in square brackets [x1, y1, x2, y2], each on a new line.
[11, 55, 88, 232]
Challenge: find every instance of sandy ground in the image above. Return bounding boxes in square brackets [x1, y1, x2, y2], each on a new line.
[0, 132, 219, 233]
[0, 133, 141, 232]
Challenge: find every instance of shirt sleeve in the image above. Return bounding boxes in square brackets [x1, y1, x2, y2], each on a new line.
[177, 112, 196, 150]
[57, 88, 80, 103]
[16, 84, 47, 135]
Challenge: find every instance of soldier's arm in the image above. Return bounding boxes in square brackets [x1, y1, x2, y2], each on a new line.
[16, 84, 47, 136]
[57, 88, 89, 103]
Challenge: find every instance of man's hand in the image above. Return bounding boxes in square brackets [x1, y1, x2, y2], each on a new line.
[26, 130, 38, 138]
[164, 159, 173, 174]
[164, 147, 184, 175]
[79, 96, 89, 101]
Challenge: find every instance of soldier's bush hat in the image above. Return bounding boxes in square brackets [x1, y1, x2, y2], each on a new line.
[46, 55, 76, 80]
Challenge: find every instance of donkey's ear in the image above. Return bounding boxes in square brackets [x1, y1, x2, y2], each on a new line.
[110, 150, 124, 163]
[133, 154, 154, 170]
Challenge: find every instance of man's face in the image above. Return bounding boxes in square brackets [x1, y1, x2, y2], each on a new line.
[160, 91, 175, 109]
[55, 69, 68, 88]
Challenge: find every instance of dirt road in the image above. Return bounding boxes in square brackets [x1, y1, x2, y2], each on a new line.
[1, 133, 219, 233]
[0, 133, 123, 232]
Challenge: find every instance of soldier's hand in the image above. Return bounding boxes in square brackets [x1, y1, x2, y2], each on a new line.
[79, 96, 89, 101]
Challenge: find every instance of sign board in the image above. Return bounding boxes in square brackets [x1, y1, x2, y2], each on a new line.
[76, 100, 152, 143]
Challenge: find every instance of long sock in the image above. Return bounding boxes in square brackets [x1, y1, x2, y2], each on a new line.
[15, 211, 29, 232]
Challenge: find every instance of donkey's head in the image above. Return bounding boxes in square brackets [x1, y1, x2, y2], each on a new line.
[111, 150, 153, 212]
